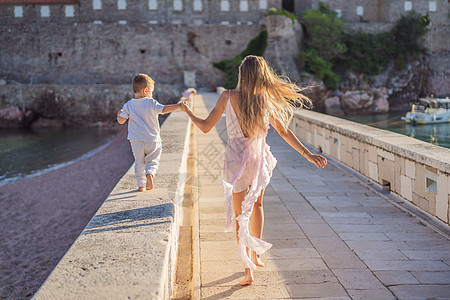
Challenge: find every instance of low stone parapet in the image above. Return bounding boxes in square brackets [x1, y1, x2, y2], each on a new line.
[291, 110, 450, 225]
[33, 109, 190, 299]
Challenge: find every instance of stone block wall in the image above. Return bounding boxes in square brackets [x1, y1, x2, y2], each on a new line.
[296, 0, 448, 53]
[291, 110, 450, 225]
[0, 22, 261, 86]
[0, 0, 282, 25]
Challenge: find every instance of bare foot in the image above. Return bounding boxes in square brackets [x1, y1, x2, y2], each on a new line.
[138, 187, 146, 192]
[239, 268, 253, 286]
[252, 252, 264, 267]
[146, 174, 154, 190]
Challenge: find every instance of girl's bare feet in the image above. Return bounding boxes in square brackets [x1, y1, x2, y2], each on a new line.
[146, 174, 154, 190]
[239, 268, 253, 286]
[138, 187, 146, 192]
[252, 252, 264, 267]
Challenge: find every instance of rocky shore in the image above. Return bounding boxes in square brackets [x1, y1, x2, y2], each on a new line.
[0, 126, 133, 299]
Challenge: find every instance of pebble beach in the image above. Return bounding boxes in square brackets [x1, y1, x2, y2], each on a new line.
[0, 126, 134, 299]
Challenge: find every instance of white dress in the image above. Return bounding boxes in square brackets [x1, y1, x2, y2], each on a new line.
[221, 91, 277, 271]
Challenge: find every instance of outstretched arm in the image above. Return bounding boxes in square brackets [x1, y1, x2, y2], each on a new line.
[270, 118, 327, 169]
[180, 91, 228, 133]
[162, 103, 181, 114]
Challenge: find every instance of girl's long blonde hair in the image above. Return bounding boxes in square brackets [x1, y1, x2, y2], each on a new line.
[236, 55, 312, 138]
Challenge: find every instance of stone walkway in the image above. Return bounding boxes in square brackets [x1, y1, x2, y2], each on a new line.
[192, 93, 450, 300]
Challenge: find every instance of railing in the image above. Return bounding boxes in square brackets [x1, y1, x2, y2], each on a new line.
[291, 110, 450, 226]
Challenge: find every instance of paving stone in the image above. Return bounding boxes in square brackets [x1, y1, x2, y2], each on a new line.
[309, 236, 352, 252]
[295, 217, 328, 224]
[263, 229, 306, 239]
[364, 260, 450, 271]
[248, 269, 340, 287]
[200, 231, 236, 241]
[374, 270, 420, 285]
[324, 217, 373, 225]
[385, 228, 447, 239]
[267, 238, 315, 249]
[333, 268, 386, 290]
[331, 223, 407, 233]
[354, 249, 409, 261]
[200, 248, 241, 263]
[263, 258, 329, 271]
[337, 232, 389, 241]
[346, 240, 410, 250]
[286, 283, 348, 298]
[267, 248, 321, 260]
[299, 224, 337, 237]
[410, 271, 450, 284]
[347, 289, 396, 300]
[319, 251, 367, 269]
[389, 284, 450, 300]
[400, 250, 450, 260]
[321, 212, 373, 219]
[200, 283, 291, 299]
[404, 240, 450, 250]
[200, 271, 243, 287]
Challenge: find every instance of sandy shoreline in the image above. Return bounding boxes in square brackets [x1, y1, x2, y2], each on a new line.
[0, 126, 134, 299]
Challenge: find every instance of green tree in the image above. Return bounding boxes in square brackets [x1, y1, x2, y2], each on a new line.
[338, 11, 429, 73]
[301, 3, 347, 62]
[299, 3, 345, 89]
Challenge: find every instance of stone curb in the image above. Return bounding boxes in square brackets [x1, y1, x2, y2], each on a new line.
[33, 110, 191, 299]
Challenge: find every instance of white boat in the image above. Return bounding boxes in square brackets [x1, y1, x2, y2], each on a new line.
[401, 97, 450, 124]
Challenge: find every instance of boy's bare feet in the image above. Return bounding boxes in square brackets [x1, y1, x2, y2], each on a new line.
[146, 174, 154, 190]
[138, 187, 146, 192]
[252, 252, 264, 267]
[239, 268, 253, 286]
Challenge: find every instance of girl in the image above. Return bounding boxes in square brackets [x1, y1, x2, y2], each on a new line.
[180, 55, 327, 285]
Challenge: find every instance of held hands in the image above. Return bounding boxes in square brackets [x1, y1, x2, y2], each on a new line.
[180, 101, 191, 112]
[305, 152, 327, 169]
[117, 109, 123, 117]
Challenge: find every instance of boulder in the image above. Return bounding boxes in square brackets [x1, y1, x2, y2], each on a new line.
[0, 106, 25, 128]
[386, 55, 429, 110]
[300, 78, 329, 112]
[341, 90, 373, 114]
[324, 96, 344, 116]
[373, 87, 389, 113]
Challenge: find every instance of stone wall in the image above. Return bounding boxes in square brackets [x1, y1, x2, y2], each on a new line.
[291, 109, 450, 225]
[0, 0, 282, 25]
[33, 103, 191, 299]
[0, 22, 261, 86]
[297, 0, 449, 53]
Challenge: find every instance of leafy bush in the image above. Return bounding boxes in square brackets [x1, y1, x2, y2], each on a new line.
[299, 3, 345, 89]
[301, 3, 347, 62]
[390, 12, 429, 66]
[213, 30, 268, 89]
[299, 3, 429, 89]
[298, 50, 339, 90]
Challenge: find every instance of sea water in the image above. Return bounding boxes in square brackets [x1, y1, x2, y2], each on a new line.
[339, 112, 450, 148]
[0, 127, 117, 185]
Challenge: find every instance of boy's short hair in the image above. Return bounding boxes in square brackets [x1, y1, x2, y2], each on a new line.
[132, 74, 155, 93]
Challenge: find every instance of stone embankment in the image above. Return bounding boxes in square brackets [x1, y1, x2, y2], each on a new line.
[33, 108, 190, 299]
[0, 83, 183, 128]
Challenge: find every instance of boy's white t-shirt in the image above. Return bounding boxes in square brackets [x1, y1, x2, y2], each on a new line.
[119, 97, 165, 142]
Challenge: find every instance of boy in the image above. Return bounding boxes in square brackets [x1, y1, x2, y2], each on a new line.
[117, 73, 181, 191]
